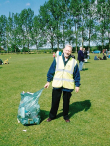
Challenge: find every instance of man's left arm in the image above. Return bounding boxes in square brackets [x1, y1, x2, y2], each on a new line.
[73, 63, 80, 93]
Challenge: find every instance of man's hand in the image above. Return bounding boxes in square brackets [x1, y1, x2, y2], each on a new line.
[75, 87, 79, 93]
[44, 82, 50, 88]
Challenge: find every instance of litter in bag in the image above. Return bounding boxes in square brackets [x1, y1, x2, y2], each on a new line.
[17, 88, 44, 125]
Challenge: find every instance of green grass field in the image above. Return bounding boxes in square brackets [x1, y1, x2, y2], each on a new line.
[0, 53, 110, 146]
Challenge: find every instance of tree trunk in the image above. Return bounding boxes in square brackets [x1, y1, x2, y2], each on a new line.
[82, 30, 84, 48]
[28, 38, 29, 54]
[15, 46, 16, 53]
[88, 29, 91, 49]
[75, 22, 78, 53]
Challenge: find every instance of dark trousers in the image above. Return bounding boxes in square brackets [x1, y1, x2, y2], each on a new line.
[49, 88, 72, 120]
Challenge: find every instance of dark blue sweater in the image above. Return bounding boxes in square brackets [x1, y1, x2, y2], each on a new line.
[78, 50, 84, 62]
[47, 54, 81, 92]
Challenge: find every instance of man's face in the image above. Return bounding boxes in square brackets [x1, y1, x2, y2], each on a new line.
[80, 47, 83, 50]
[63, 46, 72, 58]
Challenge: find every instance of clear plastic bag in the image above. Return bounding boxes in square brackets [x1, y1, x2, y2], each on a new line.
[17, 88, 44, 125]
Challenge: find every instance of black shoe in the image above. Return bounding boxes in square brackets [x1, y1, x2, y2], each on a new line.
[46, 118, 52, 122]
[65, 119, 70, 123]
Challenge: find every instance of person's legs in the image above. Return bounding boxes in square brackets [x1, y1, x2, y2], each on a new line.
[79, 61, 83, 71]
[79, 61, 81, 71]
[82, 61, 84, 69]
[63, 91, 72, 120]
[49, 88, 62, 119]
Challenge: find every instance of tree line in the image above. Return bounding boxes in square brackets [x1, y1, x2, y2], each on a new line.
[0, 0, 110, 53]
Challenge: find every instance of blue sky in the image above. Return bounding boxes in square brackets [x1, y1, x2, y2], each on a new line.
[0, 0, 48, 17]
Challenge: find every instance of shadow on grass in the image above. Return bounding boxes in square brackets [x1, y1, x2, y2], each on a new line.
[69, 100, 91, 118]
[24, 100, 91, 125]
[40, 110, 50, 123]
[84, 61, 90, 63]
[0, 66, 2, 69]
[82, 68, 88, 71]
[57, 100, 91, 119]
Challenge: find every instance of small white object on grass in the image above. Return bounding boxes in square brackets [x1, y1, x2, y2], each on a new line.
[23, 130, 27, 132]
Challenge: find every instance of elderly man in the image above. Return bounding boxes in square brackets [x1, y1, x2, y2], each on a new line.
[44, 45, 80, 123]
[78, 47, 84, 71]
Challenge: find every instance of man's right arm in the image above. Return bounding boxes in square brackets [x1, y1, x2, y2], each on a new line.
[44, 59, 56, 88]
[47, 59, 56, 82]
[44, 82, 50, 88]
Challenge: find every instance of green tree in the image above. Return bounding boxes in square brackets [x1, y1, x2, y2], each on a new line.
[83, 0, 95, 50]
[70, 0, 81, 52]
[32, 15, 46, 51]
[39, 1, 56, 50]
[19, 8, 34, 53]
[0, 0, 110, 51]
[0, 15, 7, 50]
[48, 0, 66, 49]
[59, 0, 71, 48]
[11, 13, 21, 52]
[95, 0, 110, 50]
[6, 13, 14, 53]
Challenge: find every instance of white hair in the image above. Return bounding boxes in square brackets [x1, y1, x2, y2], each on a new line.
[65, 45, 72, 50]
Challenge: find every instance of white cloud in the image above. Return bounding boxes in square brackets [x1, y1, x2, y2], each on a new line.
[26, 3, 30, 6]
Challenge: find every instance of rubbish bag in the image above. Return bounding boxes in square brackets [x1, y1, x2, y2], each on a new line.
[17, 88, 44, 125]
